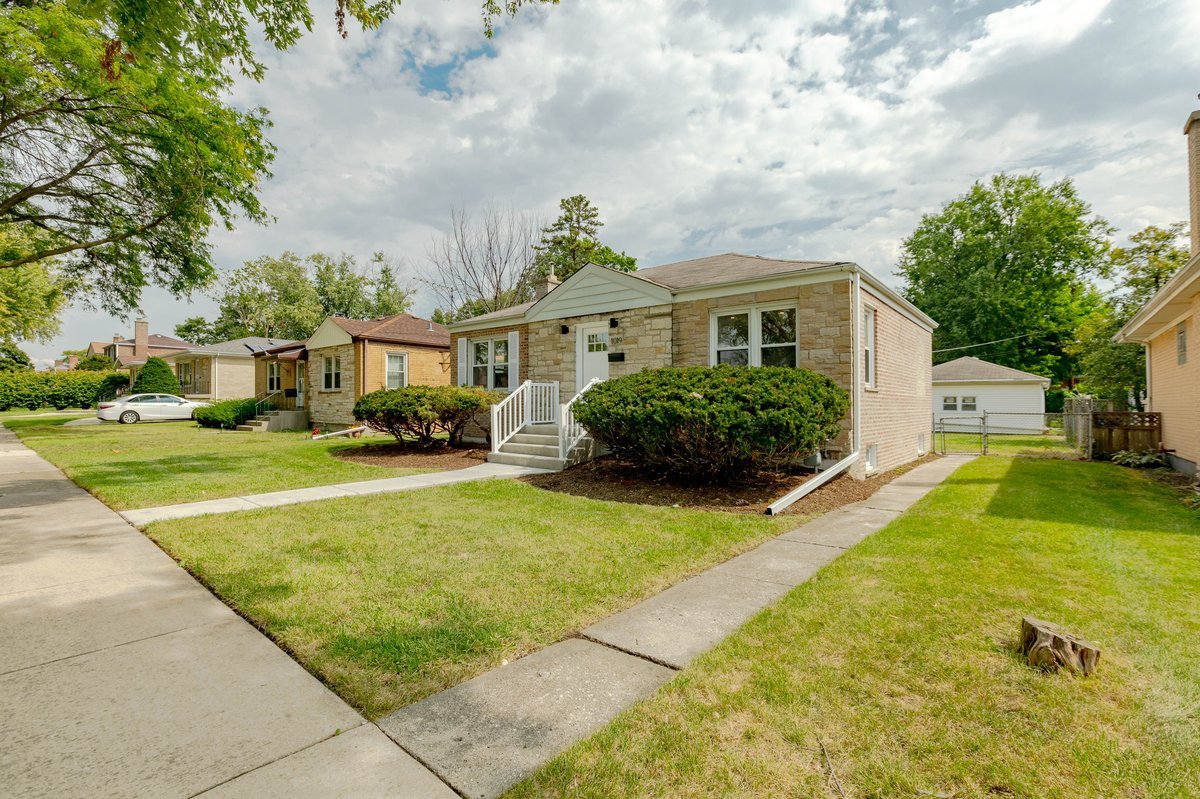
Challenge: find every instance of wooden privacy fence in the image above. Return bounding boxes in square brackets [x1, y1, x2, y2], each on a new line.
[1091, 412, 1162, 455]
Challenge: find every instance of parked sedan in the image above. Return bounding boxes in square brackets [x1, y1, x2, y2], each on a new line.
[97, 394, 209, 424]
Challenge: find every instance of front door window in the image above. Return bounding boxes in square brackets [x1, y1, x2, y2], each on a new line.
[579, 325, 610, 386]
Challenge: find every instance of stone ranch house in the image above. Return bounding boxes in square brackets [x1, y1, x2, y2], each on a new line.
[447, 253, 936, 479]
[255, 314, 451, 431]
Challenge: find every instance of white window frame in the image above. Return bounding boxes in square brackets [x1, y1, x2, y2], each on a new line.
[865, 444, 878, 473]
[942, 396, 958, 411]
[386, 352, 408, 389]
[323, 355, 341, 390]
[267, 361, 281, 392]
[1178, 322, 1188, 365]
[961, 395, 977, 412]
[470, 337, 511, 391]
[708, 302, 799, 368]
[863, 306, 876, 388]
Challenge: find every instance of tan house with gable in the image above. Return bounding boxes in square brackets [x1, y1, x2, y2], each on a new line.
[1116, 108, 1200, 475]
[300, 313, 451, 430]
[448, 253, 936, 479]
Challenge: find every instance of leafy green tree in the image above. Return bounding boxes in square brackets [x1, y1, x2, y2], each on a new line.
[0, 341, 33, 372]
[369, 253, 412, 317]
[898, 173, 1111, 383]
[313, 253, 373, 319]
[532, 194, 636, 282]
[75, 354, 117, 371]
[174, 317, 221, 346]
[0, 5, 273, 313]
[211, 253, 324, 340]
[0, 246, 67, 343]
[130, 357, 182, 394]
[1070, 223, 1190, 408]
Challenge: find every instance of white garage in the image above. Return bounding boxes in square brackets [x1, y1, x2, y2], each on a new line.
[932, 356, 1050, 434]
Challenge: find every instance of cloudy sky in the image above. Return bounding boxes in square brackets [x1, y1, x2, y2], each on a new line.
[29, 0, 1200, 364]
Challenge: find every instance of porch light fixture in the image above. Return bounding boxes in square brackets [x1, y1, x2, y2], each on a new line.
[560, 324, 569, 334]
[608, 318, 619, 328]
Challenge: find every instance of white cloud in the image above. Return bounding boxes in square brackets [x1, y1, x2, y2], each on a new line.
[28, 0, 1200, 362]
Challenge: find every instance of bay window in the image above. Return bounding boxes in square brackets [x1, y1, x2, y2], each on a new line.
[712, 305, 797, 367]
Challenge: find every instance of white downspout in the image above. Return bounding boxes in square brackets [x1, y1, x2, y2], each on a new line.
[1142, 342, 1152, 411]
[851, 271, 862, 463]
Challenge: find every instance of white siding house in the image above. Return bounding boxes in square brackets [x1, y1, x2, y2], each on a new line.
[932, 356, 1050, 434]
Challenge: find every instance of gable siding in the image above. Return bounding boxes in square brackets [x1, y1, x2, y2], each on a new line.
[527, 269, 670, 321]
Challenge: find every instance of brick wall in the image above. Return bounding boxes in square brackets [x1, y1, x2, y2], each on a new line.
[308, 343, 357, 429]
[363, 341, 450, 390]
[1148, 297, 1199, 472]
[449, 324, 529, 387]
[855, 287, 933, 478]
[214, 358, 256, 399]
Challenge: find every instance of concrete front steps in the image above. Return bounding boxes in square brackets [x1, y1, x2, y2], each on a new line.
[235, 409, 310, 433]
[487, 424, 566, 471]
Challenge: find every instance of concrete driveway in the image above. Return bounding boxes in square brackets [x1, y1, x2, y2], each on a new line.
[0, 425, 453, 798]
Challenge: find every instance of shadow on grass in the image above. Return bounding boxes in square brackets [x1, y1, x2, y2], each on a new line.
[981, 457, 1196, 535]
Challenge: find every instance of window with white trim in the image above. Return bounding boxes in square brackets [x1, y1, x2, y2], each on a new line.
[863, 306, 876, 387]
[712, 305, 797, 367]
[1179, 322, 1188, 365]
[942, 396, 957, 411]
[323, 356, 341, 390]
[386, 352, 408, 389]
[866, 444, 878, 472]
[267, 361, 281, 392]
[961, 396, 977, 412]
[471, 338, 509, 390]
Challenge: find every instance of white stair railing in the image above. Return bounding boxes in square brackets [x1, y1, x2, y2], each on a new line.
[491, 381, 560, 453]
[559, 378, 602, 460]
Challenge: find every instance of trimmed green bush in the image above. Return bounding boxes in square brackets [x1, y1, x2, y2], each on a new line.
[0, 370, 129, 411]
[193, 398, 260, 430]
[573, 365, 851, 483]
[354, 385, 500, 446]
[130, 356, 182, 394]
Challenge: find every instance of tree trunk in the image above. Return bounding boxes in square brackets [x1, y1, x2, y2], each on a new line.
[1020, 617, 1100, 676]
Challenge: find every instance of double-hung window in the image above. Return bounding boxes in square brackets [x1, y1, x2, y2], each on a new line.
[961, 396, 977, 412]
[386, 353, 408, 389]
[471, 338, 509, 390]
[323, 356, 341, 390]
[863, 306, 876, 387]
[267, 362, 281, 392]
[713, 305, 797, 367]
[178, 362, 191, 389]
[942, 396, 958, 411]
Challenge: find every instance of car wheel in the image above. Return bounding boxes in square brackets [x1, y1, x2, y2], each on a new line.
[119, 410, 139, 424]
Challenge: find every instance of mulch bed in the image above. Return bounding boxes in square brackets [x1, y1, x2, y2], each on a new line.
[521, 453, 940, 516]
[333, 442, 489, 471]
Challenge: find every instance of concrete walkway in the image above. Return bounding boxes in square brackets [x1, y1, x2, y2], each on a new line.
[120, 461, 549, 527]
[0, 425, 456, 799]
[379, 455, 975, 798]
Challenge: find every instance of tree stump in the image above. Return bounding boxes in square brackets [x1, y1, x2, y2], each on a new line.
[1020, 617, 1100, 676]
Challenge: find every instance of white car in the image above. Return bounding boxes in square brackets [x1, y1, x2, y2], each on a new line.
[97, 394, 210, 424]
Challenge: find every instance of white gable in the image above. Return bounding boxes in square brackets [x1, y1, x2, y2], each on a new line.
[525, 264, 672, 323]
[305, 317, 353, 350]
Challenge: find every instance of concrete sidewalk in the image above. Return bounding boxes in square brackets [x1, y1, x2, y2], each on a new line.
[121, 461, 549, 527]
[0, 425, 456, 799]
[380, 455, 975, 798]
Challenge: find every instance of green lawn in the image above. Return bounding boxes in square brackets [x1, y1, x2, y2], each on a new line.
[4, 416, 425, 509]
[144, 481, 791, 718]
[939, 431, 1083, 458]
[509, 458, 1200, 799]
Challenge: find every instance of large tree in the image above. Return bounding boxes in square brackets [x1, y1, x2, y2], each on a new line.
[1070, 223, 1190, 408]
[532, 194, 636, 282]
[0, 255, 66, 342]
[0, 4, 273, 313]
[898, 173, 1111, 382]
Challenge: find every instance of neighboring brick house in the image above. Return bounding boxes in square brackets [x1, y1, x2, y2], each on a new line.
[447, 253, 936, 478]
[104, 319, 193, 382]
[161, 337, 297, 401]
[1115, 109, 1200, 476]
[288, 313, 451, 430]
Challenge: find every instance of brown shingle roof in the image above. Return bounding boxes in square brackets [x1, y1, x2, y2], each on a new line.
[330, 314, 449, 348]
[932, 356, 1049, 383]
[632, 252, 846, 289]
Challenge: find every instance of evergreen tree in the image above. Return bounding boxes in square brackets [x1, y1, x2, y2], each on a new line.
[532, 195, 637, 282]
[131, 357, 182, 394]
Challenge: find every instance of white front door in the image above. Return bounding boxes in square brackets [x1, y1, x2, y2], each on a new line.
[296, 363, 305, 408]
[577, 324, 610, 387]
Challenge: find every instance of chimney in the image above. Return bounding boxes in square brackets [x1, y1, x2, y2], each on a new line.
[68, 354, 79, 370]
[1187, 109, 1200, 256]
[112, 334, 122, 343]
[534, 272, 561, 301]
[134, 318, 149, 360]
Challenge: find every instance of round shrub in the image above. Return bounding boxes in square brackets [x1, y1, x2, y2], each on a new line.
[354, 385, 500, 447]
[572, 365, 851, 483]
[130, 356, 181, 394]
[193, 398, 259, 430]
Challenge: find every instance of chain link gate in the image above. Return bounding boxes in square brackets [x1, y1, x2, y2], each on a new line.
[937, 411, 1094, 458]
